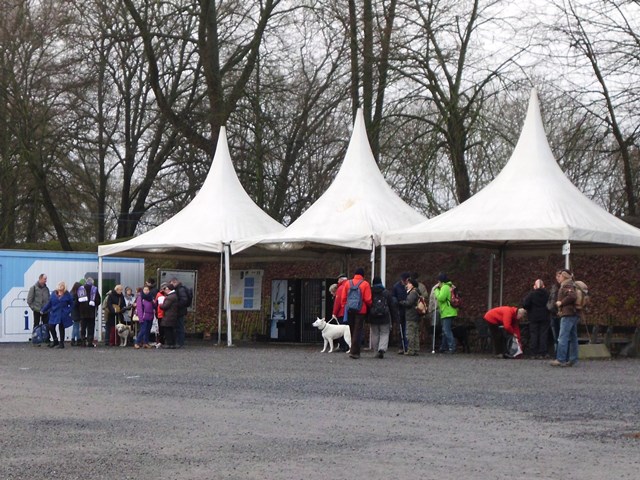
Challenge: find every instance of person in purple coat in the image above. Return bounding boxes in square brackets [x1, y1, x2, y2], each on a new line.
[40, 281, 74, 349]
[134, 285, 155, 349]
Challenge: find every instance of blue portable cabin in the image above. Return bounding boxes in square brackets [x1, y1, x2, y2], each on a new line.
[0, 250, 144, 343]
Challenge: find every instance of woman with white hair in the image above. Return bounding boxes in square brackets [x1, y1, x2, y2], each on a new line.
[523, 279, 550, 358]
[40, 281, 74, 349]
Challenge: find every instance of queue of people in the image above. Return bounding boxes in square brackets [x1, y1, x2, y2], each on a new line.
[29, 274, 191, 351]
[328, 269, 458, 359]
[326, 266, 584, 363]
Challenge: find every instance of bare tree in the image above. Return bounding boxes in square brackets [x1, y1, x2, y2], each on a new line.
[231, 4, 351, 223]
[394, 0, 523, 206]
[549, 0, 640, 216]
[0, 0, 89, 249]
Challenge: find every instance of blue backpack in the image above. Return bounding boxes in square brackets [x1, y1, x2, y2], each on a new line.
[346, 280, 364, 313]
[31, 324, 48, 345]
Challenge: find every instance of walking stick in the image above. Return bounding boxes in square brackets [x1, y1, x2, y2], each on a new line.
[432, 309, 437, 354]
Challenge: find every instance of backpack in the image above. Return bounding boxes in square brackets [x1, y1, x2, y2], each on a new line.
[185, 286, 194, 308]
[574, 280, 590, 311]
[449, 285, 463, 309]
[346, 280, 364, 313]
[369, 290, 389, 318]
[31, 324, 48, 345]
[415, 295, 428, 315]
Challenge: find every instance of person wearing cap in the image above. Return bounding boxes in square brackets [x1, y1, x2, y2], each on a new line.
[399, 278, 421, 355]
[434, 272, 457, 354]
[523, 279, 550, 358]
[331, 273, 350, 352]
[392, 272, 411, 353]
[483, 306, 526, 357]
[340, 268, 372, 359]
[550, 269, 578, 367]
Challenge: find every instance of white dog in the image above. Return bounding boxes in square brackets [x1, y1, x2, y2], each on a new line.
[115, 323, 132, 347]
[312, 317, 351, 353]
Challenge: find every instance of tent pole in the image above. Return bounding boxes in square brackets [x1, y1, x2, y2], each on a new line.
[380, 246, 387, 286]
[218, 250, 223, 346]
[370, 237, 375, 281]
[98, 256, 103, 342]
[499, 249, 505, 305]
[487, 253, 494, 310]
[564, 241, 571, 270]
[225, 243, 233, 347]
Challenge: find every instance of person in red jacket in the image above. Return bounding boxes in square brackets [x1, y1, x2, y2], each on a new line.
[331, 273, 348, 322]
[340, 268, 372, 359]
[483, 306, 526, 357]
[331, 273, 350, 352]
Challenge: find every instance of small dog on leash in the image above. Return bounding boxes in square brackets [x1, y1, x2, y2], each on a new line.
[312, 317, 351, 353]
[115, 323, 132, 347]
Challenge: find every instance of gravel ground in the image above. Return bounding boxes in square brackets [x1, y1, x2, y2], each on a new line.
[1, 341, 639, 480]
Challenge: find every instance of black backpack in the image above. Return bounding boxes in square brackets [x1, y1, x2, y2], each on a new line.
[184, 286, 194, 308]
[369, 290, 388, 318]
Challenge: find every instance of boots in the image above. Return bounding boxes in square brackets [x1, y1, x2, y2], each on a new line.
[57, 342, 65, 349]
[48, 340, 59, 348]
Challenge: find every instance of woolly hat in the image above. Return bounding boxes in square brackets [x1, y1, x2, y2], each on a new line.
[437, 272, 449, 282]
[354, 267, 365, 276]
[372, 276, 383, 287]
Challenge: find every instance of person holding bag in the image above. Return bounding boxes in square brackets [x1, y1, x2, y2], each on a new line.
[483, 306, 526, 358]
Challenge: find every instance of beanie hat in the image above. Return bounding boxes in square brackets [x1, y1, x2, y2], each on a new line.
[372, 276, 383, 287]
[438, 272, 449, 282]
[354, 267, 365, 276]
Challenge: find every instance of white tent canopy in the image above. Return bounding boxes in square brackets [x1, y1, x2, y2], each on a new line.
[98, 127, 285, 345]
[381, 89, 640, 252]
[232, 109, 427, 258]
[99, 127, 284, 257]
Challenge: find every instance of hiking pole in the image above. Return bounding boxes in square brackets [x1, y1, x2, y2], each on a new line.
[431, 309, 437, 354]
[398, 318, 407, 354]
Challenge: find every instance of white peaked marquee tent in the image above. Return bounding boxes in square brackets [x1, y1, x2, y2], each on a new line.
[381, 89, 640, 301]
[232, 109, 427, 282]
[98, 127, 285, 345]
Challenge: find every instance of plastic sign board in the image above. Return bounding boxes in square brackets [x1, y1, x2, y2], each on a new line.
[230, 269, 263, 311]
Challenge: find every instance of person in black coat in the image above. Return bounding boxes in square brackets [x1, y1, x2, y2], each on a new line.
[523, 279, 551, 358]
[106, 285, 126, 346]
[367, 277, 399, 359]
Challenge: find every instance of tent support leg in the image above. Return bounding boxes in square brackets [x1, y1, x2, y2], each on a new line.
[218, 251, 223, 346]
[224, 244, 233, 347]
[380, 246, 387, 287]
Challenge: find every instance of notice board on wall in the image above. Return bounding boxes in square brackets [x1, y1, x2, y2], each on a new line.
[229, 269, 263, 311]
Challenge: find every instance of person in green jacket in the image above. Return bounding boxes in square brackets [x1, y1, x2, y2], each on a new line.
[434, 272, 457, 354]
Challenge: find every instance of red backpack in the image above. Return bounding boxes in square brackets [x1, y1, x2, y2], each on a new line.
[449, 285, 463, 309]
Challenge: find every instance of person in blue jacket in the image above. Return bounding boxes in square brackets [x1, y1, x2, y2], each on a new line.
[40, 281, 74, 349]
